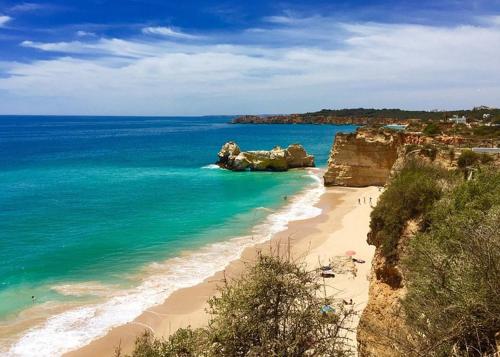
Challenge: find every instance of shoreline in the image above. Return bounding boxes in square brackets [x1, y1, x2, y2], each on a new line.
[67, 182, 380, 357]
[4, 169, 324, 356]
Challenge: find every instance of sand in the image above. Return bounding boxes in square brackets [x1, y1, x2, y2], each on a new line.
[66, 185, 381, 357]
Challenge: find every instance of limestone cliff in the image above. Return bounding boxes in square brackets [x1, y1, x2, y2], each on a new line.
[323, 128, 471, 187]
[323, 129, 403, 187]
[357, 221, 418, 357]
[216, 142, 314, 171]
[356, 144, 475, 356]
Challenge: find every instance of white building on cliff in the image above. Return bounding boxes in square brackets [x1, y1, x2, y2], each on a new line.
[449, 115, 467, 124]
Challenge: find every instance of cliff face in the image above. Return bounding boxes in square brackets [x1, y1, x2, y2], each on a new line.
[323, 130, 403, 187]
[357, 221, 418, 357]
[323, 129, 470, 187]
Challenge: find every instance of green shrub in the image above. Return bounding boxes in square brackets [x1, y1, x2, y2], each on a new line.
[117, 255, 355, 357]
[402, 170, 500, 356]
[419, 144, 437, 161]
[457, 150, 480, 168]
[422, 123, 441, 136]
[448, 148, 455, 162]
[472, 125, 500, 137]
[116, 328, 210, 357]
[369, 161, 450, 257]
[479, 152, 494, 164]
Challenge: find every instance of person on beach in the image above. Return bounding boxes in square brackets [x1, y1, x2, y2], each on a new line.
[369, 197, 372, 204]
[358, 198, 360, 205]
[283, 195, 287, 201]
[31, 295, 36, 304]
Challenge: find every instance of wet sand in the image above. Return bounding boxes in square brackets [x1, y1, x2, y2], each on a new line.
[66, 185, 380, 357]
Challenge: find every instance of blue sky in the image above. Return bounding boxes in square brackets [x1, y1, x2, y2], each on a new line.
[0, 0, 500, 115]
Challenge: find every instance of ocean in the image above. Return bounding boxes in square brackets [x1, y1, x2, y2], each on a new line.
[0, 116, 357, 356]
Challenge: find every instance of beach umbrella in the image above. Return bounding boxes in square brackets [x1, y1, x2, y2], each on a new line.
[321, 305, 335, 314]
[345, 250, 356, 256]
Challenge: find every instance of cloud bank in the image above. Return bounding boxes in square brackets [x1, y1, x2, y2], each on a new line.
[1, 15, 499, 115]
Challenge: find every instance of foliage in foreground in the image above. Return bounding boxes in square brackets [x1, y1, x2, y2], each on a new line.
[402, 169, 500, 356]
[116, 255, 355, 357]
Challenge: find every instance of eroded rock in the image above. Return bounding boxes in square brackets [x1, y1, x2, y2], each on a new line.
[216, 142, 314, 171]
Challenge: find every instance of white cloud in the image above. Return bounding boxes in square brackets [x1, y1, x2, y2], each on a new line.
[20, 38, 168, 58]
[263, 15, 296, 24]
[2, 17, 500, 115]
[76, 30, 96, 37]
[0, 15, 12, 26]
[9, 2, 45, 12]
[142, 26, 201, 39]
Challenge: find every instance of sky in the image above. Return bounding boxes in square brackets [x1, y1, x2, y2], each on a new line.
[0, 0, 499, 115]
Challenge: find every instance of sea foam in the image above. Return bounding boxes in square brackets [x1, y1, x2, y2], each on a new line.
[200, 164, 221, 170]
[6, 170, 324, 357]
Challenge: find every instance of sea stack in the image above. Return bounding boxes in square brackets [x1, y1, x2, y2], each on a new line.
[216, 141, 315, 171]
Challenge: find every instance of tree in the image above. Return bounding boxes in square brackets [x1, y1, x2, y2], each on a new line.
[118, 254, 355, 356]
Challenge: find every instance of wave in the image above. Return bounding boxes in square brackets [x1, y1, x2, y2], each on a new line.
[255, 206, 274, 212]
[200, 164, 221, 170]
[6, 169, 324, 357]
[50, 282, 117, 298]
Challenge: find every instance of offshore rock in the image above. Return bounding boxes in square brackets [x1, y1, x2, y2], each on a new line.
[217, 141, 241, 168]
[216, 142, 315, 171]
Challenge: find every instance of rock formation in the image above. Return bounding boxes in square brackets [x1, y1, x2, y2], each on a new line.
[216, 142, 314, 171]
[323, 129, 403, 187]
[357, 221, 417, 357]
[322, 128, 472, 187]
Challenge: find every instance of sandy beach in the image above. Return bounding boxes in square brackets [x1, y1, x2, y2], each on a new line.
[66, 183, 380, 357]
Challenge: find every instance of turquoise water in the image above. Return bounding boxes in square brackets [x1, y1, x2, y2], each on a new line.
[0, 116, 356, 354]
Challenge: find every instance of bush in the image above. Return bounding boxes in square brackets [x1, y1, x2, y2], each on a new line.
[369, 161, 450, 257]
[422, 123, 441, 136]
[448, 148, 455, 162]
[117, 255, 355, 357]
[419, 144, 437, 161]
[457, 150, 480, 169]
[479, 152, 494, 164]
[402, 170, 500, 356]
[472, 125, 500, 138]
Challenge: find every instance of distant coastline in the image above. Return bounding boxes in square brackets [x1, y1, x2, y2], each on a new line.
[232, 107, 499, 125]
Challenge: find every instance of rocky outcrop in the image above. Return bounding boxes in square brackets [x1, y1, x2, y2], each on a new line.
[357, 221, 419, 357]
[323, 129, 403, 187]
[216, 142, 314, 171]
[322, 128, 471, 187]
[285, 144, 316, 168]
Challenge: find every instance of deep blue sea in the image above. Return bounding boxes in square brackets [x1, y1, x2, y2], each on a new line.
[0, 116, 356, 355]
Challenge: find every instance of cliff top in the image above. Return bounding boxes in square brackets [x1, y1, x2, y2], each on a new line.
[233, 107, 500, 124]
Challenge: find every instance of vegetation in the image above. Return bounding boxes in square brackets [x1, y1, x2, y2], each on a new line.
[419, 144, 438, 161]
[472, 125, 500, 138]
[369, 156, 499, 356]
[305, 108, 500, 121]
[422, 123, 441, 136]
[457, 150, 480, 169]
[369, 161, 452, 257]
[402, 169, 500, 356]
[116, 255, 355, 357]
